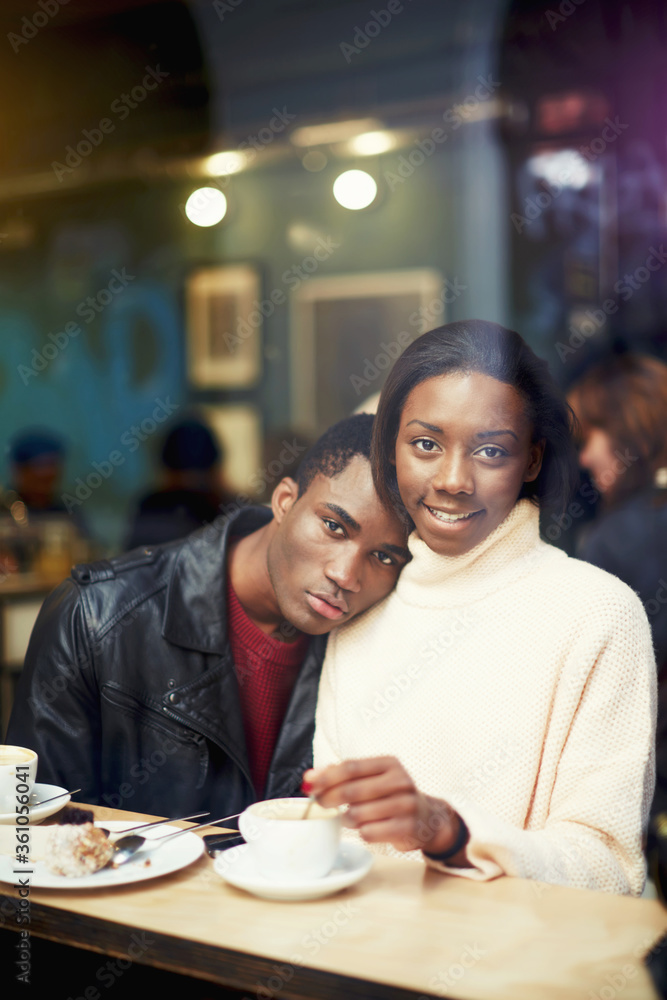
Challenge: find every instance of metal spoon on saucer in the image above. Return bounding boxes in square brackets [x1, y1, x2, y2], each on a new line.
[32, 788, 81, 807]
[112, 812, 241, 866]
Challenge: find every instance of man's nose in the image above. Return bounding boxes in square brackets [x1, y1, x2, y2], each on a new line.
[326, 549, 363, 593]
[431, 452, 474, 495]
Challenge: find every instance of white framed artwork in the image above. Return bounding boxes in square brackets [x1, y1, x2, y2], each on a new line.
[186, 264, 261, 388]
[289, 269, 444, 434]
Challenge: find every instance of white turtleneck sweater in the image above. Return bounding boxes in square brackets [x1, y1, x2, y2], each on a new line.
[313, 499, 657, 895]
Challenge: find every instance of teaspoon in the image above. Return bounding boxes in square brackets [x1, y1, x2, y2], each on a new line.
[99, 810, 209, 838]
[301, 794, 316, 820]
[111, 812, 241, 866]
[32, 788, 81, 807]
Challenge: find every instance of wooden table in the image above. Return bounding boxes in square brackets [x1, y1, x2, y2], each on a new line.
[1, 802, 667, 999]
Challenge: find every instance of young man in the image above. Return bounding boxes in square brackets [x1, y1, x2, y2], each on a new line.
[7, 415, 409, 818]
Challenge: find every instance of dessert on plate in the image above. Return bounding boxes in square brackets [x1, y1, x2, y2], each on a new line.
[45, 806, 114, 876]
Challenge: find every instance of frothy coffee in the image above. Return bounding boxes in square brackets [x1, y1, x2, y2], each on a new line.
[0, 747, 36, 765]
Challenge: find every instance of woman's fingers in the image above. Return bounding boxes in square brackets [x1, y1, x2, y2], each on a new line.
[347, 792, 420, 827]
[305, 756, 402, 790]
[302, 760, 465, 857]
[354, 816, 423, 851]
[303, 756, 413, 808]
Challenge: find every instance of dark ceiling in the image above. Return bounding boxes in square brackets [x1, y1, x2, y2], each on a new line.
[0, 0, 664, 182]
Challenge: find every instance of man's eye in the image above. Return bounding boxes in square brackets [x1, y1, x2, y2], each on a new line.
[375, 551, 395, 566]
[414, 438, 438, 453]
[323, 518, 344, 534]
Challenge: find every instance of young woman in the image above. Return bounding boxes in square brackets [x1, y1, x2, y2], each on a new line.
[568, 352, 667, 673]
[305, 320, 656, 895]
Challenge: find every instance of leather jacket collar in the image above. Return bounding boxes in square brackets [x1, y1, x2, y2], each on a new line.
[163, 505, 273, 653]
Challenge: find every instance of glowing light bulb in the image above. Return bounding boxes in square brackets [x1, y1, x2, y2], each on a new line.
[347, 131, 396, 156]
[204, 150, 246, 176]
[333, 170, 377, 210]
[185, 187, 227, 227]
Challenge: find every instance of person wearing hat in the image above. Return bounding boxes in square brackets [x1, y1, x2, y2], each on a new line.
[125, 416, 235, 550]
[6, 428, 68, 515]
[1, 428, 88, 577]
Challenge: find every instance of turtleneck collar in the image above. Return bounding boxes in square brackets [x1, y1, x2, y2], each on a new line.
[396, 498, 545, 608]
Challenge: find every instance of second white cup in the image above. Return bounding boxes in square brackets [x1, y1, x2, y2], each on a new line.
[239, 797, 342, 882]
[0, 745, 38, 815]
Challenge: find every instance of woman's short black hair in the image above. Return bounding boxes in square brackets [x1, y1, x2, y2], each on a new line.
[371, 319, 580, 527]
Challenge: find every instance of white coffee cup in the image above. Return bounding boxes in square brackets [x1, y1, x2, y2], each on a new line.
[238, 797, 342, 882]
[0, 746, 38, 815]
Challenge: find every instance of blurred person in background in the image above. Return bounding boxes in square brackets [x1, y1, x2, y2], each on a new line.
[1, 428, 87, 577]
[568, 353, 667, 872]
[5, 428, 68, 516]
[568, 353, 667, 674]
[126, 415, 235, 550]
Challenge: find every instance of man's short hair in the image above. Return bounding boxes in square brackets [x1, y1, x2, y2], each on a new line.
[296, 414, 373, 496]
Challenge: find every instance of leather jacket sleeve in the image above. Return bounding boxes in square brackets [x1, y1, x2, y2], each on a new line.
[7, 579, 103, 802]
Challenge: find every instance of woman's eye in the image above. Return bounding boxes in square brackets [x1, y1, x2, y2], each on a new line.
[414, 438, 438, 453]
[476, 446, 505, 459]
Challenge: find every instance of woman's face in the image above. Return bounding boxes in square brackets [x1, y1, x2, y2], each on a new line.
[394, 371, 544, 556]
[578, 427, 618, 495]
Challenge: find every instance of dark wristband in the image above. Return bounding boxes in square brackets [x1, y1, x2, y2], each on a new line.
[423, 815, 469, 862]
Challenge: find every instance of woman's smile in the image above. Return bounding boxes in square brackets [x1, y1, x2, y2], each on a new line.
[394, 372, 544, 556]
[423, 503, 483, 527]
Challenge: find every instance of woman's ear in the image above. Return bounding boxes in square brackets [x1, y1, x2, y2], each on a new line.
[524, 439, 546, 483]
[270, 477, 299, 523]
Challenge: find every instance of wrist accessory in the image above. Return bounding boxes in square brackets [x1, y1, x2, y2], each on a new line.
[423, 815, 469, 862]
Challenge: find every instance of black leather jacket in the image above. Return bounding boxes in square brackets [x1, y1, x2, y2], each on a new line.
[7, 507, 326, 818]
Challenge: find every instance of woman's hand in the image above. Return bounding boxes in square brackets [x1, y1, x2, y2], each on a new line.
[302, 756, 468, 861]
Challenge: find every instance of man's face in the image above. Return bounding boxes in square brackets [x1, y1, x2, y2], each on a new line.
[267, 455, 409, 635]
[14, 458, 62, 508]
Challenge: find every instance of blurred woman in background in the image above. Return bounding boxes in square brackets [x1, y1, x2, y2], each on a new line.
[568, 353, 667, 675]
[569, 353, 667, 868]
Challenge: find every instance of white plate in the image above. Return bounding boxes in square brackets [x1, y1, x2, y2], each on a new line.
[0, 783, 71, 826]
[214, 841, 372, 901]
[0, 820, 204, 889]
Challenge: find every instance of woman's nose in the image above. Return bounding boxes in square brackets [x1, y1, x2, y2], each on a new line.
[431, 453, 474, 494]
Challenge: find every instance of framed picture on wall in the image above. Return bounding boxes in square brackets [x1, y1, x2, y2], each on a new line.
[201, 403, 263, 497]
[186, 264, 261, 388]
[290, 269, 444, 435]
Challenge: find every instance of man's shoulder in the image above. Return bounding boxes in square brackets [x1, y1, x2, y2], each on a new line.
[71, 537, 181, 592]
[61, 538, 185, 637]
[67, 505, 273, 632]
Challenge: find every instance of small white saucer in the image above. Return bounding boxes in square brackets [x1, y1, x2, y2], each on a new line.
[214, 842, 372, 901]
[0, 783, 71, 826]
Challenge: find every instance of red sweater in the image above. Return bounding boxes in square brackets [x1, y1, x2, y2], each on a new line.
[227, 583, 309, 797]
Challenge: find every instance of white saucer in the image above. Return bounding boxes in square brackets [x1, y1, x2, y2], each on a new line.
[214, 841, 372, 901]
[0, 783, 71, 825]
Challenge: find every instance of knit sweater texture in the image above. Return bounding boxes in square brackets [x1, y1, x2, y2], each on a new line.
[313, 499, 657, 895]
